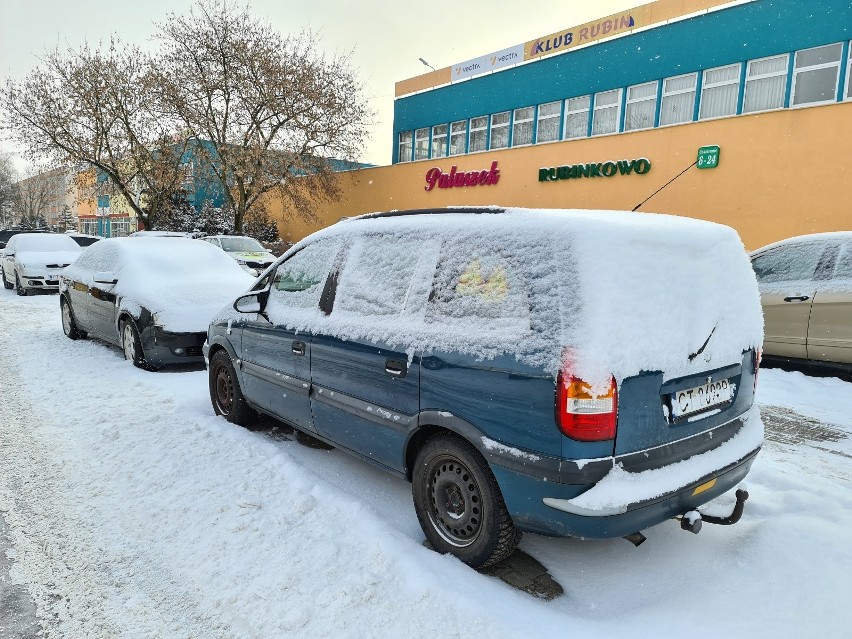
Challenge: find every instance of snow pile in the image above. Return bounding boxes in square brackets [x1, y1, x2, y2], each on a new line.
[63, 237, 254, 332]
[257, 209, 762, 388]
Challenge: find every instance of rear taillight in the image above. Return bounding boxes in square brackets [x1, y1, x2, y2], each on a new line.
[556, 371, 618, 441]
[753, 348, 762, 392]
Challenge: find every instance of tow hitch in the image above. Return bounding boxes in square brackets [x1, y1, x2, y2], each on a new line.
[677, 486, 750, 534]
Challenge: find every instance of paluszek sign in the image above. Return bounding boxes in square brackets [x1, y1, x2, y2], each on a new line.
[424, 161, 500, 191]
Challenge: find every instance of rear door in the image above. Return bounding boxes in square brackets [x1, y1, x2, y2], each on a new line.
[310, 233, 433, 472]
[240, 238, 342, 432]
[751, 240, 831, 359]
[808, 241, 852, 364]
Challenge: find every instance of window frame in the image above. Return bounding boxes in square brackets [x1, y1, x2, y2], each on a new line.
[449, 120, 468, 156]
[535, 101, 562, 144]
[563, 95, 591, 139]
[846, 42, 852, 101]
[469, 116, 488, 153]
[742, 53, 789, 114]
[511, 106, 535, 147]
[398, 130, 413, 163]
[414, 127, 430, 161]
[699, 63, 741, 120]
[489, 111, 510, 150]
[659, 72, 697, 126]
[431, 124, 448, 159]
[791, 42, 843, 108]
[592, 88, 622, 136]
[623, 80, 658, 132]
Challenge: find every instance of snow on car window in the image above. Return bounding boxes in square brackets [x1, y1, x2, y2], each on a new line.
[334, 234, 424, 317]
[751, 241, 826, 284]
[220, 237, 266, 252]
[831, 242, 852, 280]
[266, 238, 342, 317]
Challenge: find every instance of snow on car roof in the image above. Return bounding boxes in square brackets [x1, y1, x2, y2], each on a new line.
[11, 233, 82, 253]
[262, 208, 763, 387]
[64, 237, 254, 332]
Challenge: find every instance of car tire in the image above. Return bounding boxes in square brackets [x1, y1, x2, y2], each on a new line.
[209, 350, 256, 427]
[1, 267, 13, 290]
[121, 318, 157, 371]
[60, 296, 86, 340]
[412, 434, 521, 569]
[14, 272, 27, 296]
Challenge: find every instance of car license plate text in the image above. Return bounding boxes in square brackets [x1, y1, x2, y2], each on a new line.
[671, 378, 733, 419]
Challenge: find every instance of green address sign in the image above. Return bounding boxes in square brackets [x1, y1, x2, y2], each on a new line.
[697, 145, 720, 169]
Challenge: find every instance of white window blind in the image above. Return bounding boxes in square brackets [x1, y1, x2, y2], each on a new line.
[512, 107, 534, 146]
[660, 73, 697, 125]
[414, 128, 430, 160]
[624, 81, 658, 131]
[743, 54, 788, 113]
[592, 89, 621, 135]
[564, 95, 590, 139]
[490, 112, 510, 149]
[469, 116, 488, 152]
[398, 131, 413, 163]
[700, 64, 740, 119]
[536, 101, 561, 143]
[432, 124, 448, 159]
[449, 120, 467, 156]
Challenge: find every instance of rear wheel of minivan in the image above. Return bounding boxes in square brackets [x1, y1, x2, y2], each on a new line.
[413, 434, 520, 569]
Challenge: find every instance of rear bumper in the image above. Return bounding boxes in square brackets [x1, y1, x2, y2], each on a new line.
[140, 327, 206, 366]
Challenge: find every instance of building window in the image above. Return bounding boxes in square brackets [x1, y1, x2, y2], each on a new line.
[449, 120, 467, 156]
[536, 101, 561, 143]
[469, 116, 488, 153]
[490, 111, 510, 150]
[111, 218, 132, 238]
[432, 124, 448, 158]
[659, 73, 697, 126]
[743, 54, 788, 113]
[414, 128, 430, 160]
[847, 43, 852, 100]
[792, 42, 842, 107]
[512, 106, 534, 146]
[699, 64, 740, 119]
[592, 89, 621, 136]
[564, 95, 590, 139]
[398, 131, 413, 163]
[624, 81, 657, 131]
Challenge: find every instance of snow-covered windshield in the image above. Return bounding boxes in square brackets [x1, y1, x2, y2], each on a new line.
[220, 237, 266, 253]
[14, 234, 82, 253]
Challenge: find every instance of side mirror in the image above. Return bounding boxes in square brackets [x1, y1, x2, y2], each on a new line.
[233, 292, 262, 313]
[93, 271, 118, 284]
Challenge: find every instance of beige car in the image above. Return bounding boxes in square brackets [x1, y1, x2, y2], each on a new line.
[750, 232, 852, 369]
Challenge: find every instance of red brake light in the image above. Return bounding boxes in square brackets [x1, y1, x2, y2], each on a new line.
[556, 371, 618, 441]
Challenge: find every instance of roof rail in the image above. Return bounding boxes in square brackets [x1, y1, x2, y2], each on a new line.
[356, 206, 506, 220]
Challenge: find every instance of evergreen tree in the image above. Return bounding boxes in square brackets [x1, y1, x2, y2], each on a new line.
[243, 206, 279, 243]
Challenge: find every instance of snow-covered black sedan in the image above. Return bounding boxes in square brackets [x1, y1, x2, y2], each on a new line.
[59, 237, 254, 370]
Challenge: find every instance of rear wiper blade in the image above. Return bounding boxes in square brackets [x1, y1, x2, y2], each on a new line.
[688, 325, 717, 362]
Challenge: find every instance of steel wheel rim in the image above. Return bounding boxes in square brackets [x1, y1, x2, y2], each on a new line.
[214, 364, 234, 414]
[62, 302, 72, 334]
[122, 324, 136, 361]
[425, 454, 483, 548]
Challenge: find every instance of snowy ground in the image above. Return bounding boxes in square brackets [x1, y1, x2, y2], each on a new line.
[1, 290, 851, 638]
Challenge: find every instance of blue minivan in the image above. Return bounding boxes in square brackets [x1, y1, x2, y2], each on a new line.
[205, 208, 764, 568]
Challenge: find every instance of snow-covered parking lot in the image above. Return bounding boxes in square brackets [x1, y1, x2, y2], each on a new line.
[1, 289, 851, 638]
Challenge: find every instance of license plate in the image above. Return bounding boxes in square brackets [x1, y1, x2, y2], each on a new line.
[671, 378, 733, 419]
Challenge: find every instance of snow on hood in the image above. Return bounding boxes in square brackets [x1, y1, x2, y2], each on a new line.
[65, 238, 255, 333]
[261, 208, 762, 387]
[17, 250, 82, 271]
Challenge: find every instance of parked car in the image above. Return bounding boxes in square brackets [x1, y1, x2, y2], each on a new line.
[59, 237, 253, 370]
[0, 227, 50, 250]
[1, 233, 82, 295]
[66, 232, 103, 247]
[205, 207, 764, 568]
[199, 235, 276, 276]
[750, 231, 852, 371]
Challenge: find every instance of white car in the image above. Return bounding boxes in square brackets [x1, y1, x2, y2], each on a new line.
[200, 235, 276, 276]
[1, 233, 83, 296]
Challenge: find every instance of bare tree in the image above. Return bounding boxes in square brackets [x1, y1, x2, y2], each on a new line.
[0, 153, 16, 227]
[151, 0, 372, 233]
[14, 166, 54, 227]
[1, 39, 190, 230]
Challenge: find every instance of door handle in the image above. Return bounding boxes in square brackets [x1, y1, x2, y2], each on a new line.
[292, 340, 306, 356]
[385, 359, 407, 378]
[783, 295, 810, 302]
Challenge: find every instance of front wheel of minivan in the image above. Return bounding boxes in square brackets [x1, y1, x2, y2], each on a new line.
[209, 350, 256, 427]
[412, 434, 520, 569]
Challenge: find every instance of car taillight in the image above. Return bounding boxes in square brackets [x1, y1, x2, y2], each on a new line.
[556, 371, 618, 441]
[753, 348, 762, 392]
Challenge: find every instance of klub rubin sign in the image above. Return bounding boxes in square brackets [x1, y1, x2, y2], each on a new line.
[424, 161, 500, 191]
